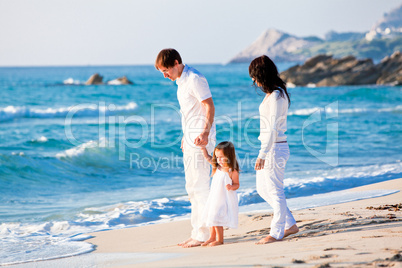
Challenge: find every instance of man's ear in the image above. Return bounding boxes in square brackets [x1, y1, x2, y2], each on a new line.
[174, 60, 179, 66]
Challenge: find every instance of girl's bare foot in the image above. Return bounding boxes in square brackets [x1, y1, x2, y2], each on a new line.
[201, 238, 216, 247]
[255, 235, 280, 244]
[284, 224, 299, 237]
[208, 241, 223, 247]
[178, 237, 193, 247]
[182, 239, 202, 248]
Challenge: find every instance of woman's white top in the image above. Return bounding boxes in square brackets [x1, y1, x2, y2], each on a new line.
[258, 89, 288, 159]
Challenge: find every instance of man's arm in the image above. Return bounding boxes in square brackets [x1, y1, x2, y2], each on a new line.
[194, 97, 215, 146]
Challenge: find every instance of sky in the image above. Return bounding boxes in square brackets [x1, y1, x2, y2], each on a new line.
[0, 0, 401, 66]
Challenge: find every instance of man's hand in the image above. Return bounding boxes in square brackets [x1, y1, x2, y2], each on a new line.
[254, 158, 265, 170]
[194, 132, 209, 146]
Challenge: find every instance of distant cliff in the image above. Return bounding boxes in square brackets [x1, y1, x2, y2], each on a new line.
[280, 51, 402, 87]
[228, 29, 322, 63]
[229, 4, 402, 64]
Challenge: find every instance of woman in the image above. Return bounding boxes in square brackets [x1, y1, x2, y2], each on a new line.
[249, 55, 299, 244]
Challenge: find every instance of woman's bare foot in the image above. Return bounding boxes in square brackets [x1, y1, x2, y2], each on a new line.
[255, 235, 280, 244]
[284, 224, 299, 237]
[201, 238, 216, 246]
[208, 241, 223, 247]
[182, 239, 202, 248]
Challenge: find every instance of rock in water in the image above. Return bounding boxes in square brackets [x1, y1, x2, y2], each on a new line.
[85, 73, 104, 85]
[107, 76, 134, 85]
[376, 51, 402, 86]
[280, 52, 401, 86]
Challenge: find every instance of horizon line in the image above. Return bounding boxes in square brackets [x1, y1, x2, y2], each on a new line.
[0, 62, 242, 68]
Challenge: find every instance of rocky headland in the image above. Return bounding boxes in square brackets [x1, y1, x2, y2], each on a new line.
[280, 51, 402, 87]
[229, 4, 402, 64]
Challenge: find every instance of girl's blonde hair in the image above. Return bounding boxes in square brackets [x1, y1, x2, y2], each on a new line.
[211, 141, 240, 175]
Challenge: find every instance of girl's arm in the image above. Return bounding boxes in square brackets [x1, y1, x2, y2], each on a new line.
[226, 170, 239, 191]
[200, 147, 213, 165]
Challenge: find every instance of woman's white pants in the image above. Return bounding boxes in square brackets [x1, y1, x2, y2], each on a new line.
[256, 143, 296, 240]
[183, 141, 215, 242]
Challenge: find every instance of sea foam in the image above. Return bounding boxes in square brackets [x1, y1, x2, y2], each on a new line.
[0, 102, 138, 122]
[288, 105, 402, 116]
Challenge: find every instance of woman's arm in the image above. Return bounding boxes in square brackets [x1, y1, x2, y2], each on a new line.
[226, 170, 239, 191]
[194, 97, 215, 146]
[258, 92, 282, 159]
[255, 92, 286, 170]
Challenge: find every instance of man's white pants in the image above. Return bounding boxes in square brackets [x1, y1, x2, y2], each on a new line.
[256, 143, 296, 240]
[183, 141, 215, 242]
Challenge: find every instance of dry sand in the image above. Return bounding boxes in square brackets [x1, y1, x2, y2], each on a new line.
[84, 178, 402, 268]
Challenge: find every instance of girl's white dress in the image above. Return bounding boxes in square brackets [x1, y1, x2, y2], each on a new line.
[202, 169, 238, 229]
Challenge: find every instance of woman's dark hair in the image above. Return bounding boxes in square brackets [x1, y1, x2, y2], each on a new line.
[249, 55, 291, 106]
[211, 141, 240, 176]
[155, 48, 182, 70]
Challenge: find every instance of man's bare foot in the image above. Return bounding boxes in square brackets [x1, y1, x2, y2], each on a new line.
[284, 224, 299, 237]
[178, 237, 193, 247]
[201, 238, 216, 246]
[208, 241, 223, 247]
[182, 239, 202, 248]
[255, 235, 280, 245]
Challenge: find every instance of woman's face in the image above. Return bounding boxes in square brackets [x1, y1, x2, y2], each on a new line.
[252, 77, 262, 87]
[215, 149, 228, 167]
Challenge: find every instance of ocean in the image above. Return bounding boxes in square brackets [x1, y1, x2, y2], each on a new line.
[0, 64, 401, 265]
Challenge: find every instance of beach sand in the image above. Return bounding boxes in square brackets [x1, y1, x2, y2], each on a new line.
[15, 179, 401, 268]
[83, 178, 402, 268]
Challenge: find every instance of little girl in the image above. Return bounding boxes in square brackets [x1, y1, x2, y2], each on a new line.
[200, 141, 240, 247]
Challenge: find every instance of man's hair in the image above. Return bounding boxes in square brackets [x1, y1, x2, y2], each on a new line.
[155, 48, 182, 70]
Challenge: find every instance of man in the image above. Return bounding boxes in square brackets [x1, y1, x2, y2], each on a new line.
[155, 48, 216, 248]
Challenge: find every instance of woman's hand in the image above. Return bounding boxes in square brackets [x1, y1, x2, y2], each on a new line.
[254, 158, 265, 170]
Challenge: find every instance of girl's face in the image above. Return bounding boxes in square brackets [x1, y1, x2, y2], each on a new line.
[215, 149, 229, 167]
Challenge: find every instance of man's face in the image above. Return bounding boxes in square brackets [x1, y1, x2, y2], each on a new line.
[158, 61, 180, 81]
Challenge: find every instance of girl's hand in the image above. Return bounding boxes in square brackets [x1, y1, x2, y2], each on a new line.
[226, 183, 239, 191]
[254, 158, 265, 170]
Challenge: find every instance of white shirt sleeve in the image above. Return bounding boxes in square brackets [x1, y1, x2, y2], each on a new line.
[258, 91, 284, 159]
[190, 75, 212, 102]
